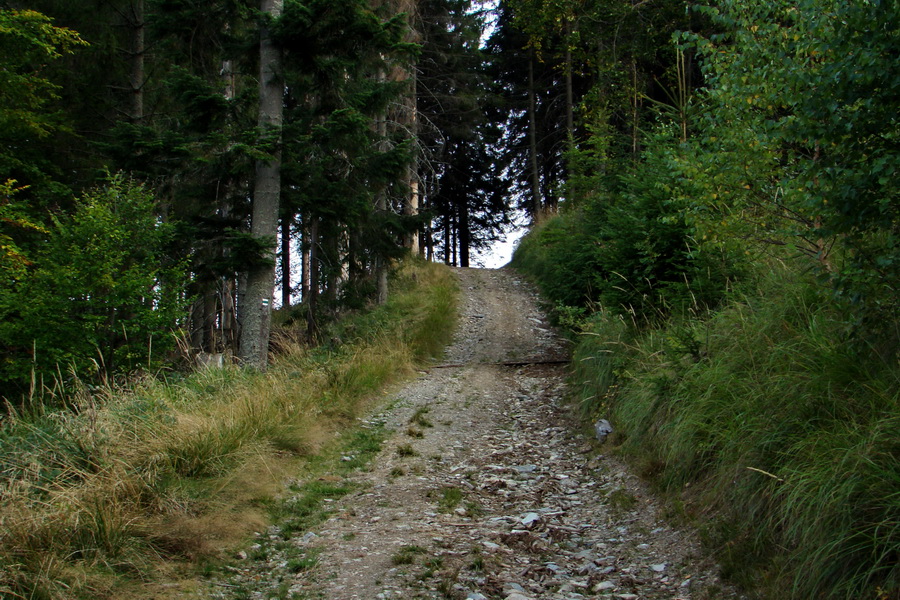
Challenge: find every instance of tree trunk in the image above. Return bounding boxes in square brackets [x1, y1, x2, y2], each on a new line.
[443, 214, 452, 265]
[239, 0, 284, 370]
[527, 51, 542, 221]
[203, 289, 217, 350]
[400, 2, 420, 255]
[422, 192, 433, 261]
[631, 60, 640, 156]
[348, 228, 363, 286]
[306, 217, 320, 338]
[458, 199, 469, 268]
[281, 214, 292, 308]
[404, 69, 420, 255]
[451, 214, 457, 267]
[301, 219, 310, 301]
[190, 297, 204, 350]
[129, 0, 144, 121]
[222, 277, 237, 355]
[565, 19, 574, 149]
[324, 226, 340, 304]
[375, 73, 390, 305]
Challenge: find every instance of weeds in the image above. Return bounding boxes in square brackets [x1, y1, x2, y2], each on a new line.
[286, 549, 320, 573]
[391, 545, 426, 565]
[409, 406, 433, 428]
[396, 443, 418, 457]
[437, 486, 464, 513]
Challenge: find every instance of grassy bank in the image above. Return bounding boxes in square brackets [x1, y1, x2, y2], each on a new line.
[0, 258, 457, 600]
[514, 221, 899, 599]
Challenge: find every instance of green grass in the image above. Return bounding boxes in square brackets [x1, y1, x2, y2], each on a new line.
[286, 549, 320, 573]
[437, 486, 463, 513]
[409, 406, 434, 428]
[391, 545, 426, 565]
[0, 258, 458, 599]
[566, 261, 900, 599]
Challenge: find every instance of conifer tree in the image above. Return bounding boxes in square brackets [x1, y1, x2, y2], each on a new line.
[418, 0, 510, 265]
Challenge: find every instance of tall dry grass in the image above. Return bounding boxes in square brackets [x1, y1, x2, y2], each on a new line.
[0, 258, 457, 599]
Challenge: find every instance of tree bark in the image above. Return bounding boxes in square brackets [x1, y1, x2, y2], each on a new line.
[306, 217, 320, 338]
[129, 0, 144, 122]
[281, 214, 292, 308]
[527, 51, 542, 221]
[458, 198, 469, 268]
[301, 218, 310, 301]
[203, 289, 217, 350]
[564, 19, 574, 148]
[239, 0, 284, 370]
[404, 68, 420, 255]
[443, 214, 452, 265]
[222, 277, 237, 355]
[399, 1, 420, 255]
[631, 60, 640, 156]
[375, 71, 390, 305]
[324, 227, 340, 303]
[450, 214, 457, 266]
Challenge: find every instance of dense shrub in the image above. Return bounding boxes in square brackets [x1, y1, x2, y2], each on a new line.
[513, 134, 743, 321]
[0, 174, 186, 397]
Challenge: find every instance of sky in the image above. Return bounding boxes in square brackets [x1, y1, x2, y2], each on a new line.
[479, 226, 528, 268]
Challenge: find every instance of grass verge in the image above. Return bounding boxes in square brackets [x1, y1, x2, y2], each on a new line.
[565, 260, 899, 599]
[0, 258, 457, 599]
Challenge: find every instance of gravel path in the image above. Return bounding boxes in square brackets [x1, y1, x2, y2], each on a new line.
[219, 268, 741, 600]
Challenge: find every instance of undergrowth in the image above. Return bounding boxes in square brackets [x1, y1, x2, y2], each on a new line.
[562, 259, 900, 599]
[0, 258, 457, 599]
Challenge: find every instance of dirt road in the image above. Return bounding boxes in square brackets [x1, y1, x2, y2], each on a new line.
[219, 268, 739, 600]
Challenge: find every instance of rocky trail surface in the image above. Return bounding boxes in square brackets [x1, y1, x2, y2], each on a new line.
[217, 268, 742, 600]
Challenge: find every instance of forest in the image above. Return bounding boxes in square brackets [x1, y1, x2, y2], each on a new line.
[0, 0, 898, 598]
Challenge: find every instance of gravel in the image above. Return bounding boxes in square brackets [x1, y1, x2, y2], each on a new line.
[213, 268, 744, 600]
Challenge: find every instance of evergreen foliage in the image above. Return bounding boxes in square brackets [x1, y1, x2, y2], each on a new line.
[0, 0, 431, 389]
[418, 0, 512, 265]
[514, 127, 742, 317]
[0, 258, 456, 599]
[2, 0, 898, 595]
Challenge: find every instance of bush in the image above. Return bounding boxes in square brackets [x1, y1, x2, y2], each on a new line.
[513, 135, 743, 321]
[0, 174, 187, 397]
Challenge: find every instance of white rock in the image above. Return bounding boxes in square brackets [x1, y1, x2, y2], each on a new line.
[521, 512, 541, 527]
[594, 419, 614, 442]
